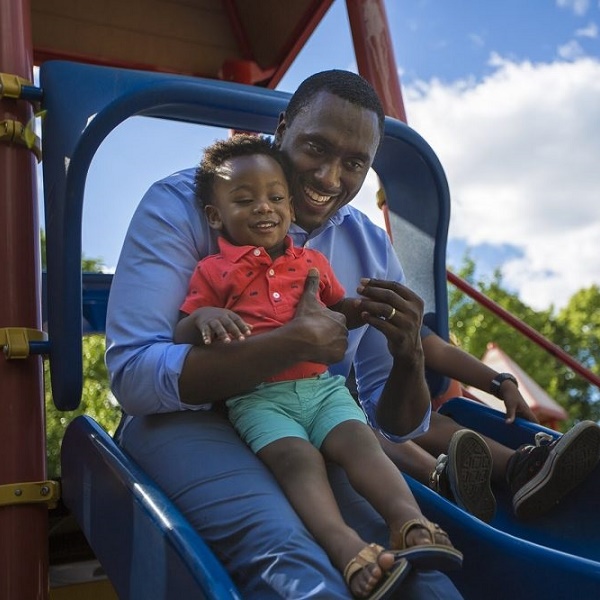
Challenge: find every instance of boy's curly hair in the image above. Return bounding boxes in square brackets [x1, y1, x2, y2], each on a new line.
[195, 134, 293, 208]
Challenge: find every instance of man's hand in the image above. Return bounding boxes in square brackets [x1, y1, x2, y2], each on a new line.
[292, 268, 349, 365]
[355, 278, 424, 361]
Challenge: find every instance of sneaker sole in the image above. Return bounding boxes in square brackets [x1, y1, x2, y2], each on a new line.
[447, 430, 496, 523]
[513, 421, 600, 519]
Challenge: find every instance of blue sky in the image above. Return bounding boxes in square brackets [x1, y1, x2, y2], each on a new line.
[40, 0, 600, 311]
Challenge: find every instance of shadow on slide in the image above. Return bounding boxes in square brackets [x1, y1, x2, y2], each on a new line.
[407, 397, 600, 599]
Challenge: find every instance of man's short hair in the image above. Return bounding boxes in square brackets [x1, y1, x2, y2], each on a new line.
[195, 134, 292, 207]
[285, 70, 385, 139]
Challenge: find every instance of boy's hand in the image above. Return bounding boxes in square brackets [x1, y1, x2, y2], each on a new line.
[189, 307, 252, 344]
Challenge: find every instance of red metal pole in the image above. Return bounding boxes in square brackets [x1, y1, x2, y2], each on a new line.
[345, 0, 407, 122]
[0, 0, 48, 598]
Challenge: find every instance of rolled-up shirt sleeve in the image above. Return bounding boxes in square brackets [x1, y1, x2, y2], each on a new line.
[106, 169, 215, 415]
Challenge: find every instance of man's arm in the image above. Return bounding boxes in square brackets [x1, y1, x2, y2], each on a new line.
[355, 279, 431, 436]
[178, 270, 349, 403]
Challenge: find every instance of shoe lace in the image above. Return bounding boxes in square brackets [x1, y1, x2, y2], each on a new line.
[534, 432, 555, 447]
[429, 453, 448, 492]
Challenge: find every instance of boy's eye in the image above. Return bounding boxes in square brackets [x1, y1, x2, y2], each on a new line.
[270, 195, 285, 202]
[234, 198, 253, 205]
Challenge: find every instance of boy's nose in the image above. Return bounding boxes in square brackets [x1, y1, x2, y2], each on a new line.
[253, 200, 273, 213]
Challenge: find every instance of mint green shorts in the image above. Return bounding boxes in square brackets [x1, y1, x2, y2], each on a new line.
[226, 372, 368, 453]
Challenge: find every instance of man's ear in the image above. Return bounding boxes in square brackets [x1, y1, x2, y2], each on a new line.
[274, 111, 286, 146]
[289, 196, 296, 222]
[204, 205, 223, 230]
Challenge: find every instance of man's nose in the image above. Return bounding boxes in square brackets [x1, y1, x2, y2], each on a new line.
[315, 159, 342, 190]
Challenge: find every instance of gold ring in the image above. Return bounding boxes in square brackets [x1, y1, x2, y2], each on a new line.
[386, 307, 396, 321]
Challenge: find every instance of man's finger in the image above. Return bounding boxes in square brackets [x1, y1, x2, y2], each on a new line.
[302, 267, 321, 296]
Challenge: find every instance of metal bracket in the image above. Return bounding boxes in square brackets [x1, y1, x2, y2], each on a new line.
[0, 327, 48, 359]
[0, 480, 60, 509]
[0, 72, 31, 99]
[0, 118, 42, 162]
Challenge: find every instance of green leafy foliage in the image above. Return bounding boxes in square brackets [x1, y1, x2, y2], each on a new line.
[449, 257, 600, 430]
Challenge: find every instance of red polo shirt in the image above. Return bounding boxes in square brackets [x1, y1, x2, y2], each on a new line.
[180, 236, 346, 382]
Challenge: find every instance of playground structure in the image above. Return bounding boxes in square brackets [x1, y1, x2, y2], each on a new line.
[2, 1, 599, 598]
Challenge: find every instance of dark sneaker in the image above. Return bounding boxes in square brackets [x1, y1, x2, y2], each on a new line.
[430, 430, 496, 523]
[507, 420, 600, 519]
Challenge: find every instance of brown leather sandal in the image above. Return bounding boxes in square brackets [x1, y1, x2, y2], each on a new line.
[343, 543, 411, 599]
[390, 518, 463, 571]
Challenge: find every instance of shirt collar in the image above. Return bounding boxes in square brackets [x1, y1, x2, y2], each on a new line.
[288, 205, 351, 239]
[216, 235, 302, 262]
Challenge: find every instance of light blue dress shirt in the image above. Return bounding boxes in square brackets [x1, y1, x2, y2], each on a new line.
[105, 168, 430, 441]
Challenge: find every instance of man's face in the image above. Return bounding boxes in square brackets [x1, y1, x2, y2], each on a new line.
[276, 91, 381, 233]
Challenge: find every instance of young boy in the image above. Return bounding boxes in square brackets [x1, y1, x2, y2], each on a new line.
[174, 134, 462, 599]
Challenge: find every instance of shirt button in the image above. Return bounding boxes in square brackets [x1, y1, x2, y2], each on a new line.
[272, 292, 281, 299]
[268, 269, 275, 276]
[253, 249, 261, 256]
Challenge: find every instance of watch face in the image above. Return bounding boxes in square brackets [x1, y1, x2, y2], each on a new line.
[491, 373, 517, 397]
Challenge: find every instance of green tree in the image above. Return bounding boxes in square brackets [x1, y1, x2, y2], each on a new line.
[42, 232, 120, 476]
[448, 256, 600, 429]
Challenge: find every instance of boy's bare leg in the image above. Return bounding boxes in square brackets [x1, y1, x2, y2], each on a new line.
[258, 437, 396, 598]
[414, 411, 513, 483]
[320, 421, 452, 549]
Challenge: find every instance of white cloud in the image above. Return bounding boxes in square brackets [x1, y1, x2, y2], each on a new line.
[575, 21, 599, 38]
[558, 39, 586, 59]
[556, 0, 591, 16]
[386, 56, 600, 310]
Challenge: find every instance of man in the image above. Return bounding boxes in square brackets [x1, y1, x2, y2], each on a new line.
[106, 70, 462, 598]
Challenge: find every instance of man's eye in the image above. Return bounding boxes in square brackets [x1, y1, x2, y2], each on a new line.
[346, 160, 365, 172]
[307, 142, 324, 155]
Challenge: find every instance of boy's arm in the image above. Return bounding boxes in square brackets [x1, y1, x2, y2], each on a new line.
[329, 298, 365, 329]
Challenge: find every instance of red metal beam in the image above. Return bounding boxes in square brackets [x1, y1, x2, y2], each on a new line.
[0, 0, 48, 598]
[345, 0, 407, 122]
[447, 271, 600, 390]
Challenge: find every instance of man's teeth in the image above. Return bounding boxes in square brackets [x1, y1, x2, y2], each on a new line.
[304, 187, 332, 204]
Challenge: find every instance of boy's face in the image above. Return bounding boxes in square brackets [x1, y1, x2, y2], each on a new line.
[276, 91, 381, 233]
[205, 154, 294, 256]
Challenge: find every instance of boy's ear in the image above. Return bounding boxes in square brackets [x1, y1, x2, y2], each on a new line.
[204, 205, 223, 230]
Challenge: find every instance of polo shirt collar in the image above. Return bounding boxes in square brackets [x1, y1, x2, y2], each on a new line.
[216, 235, 302, 262]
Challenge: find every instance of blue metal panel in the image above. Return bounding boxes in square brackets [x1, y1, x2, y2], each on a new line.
[61, 415, 242, 599]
